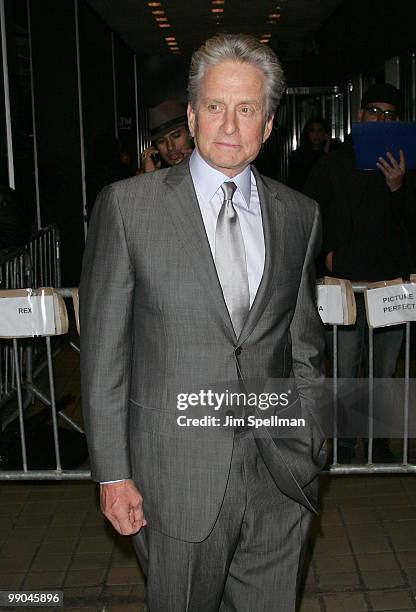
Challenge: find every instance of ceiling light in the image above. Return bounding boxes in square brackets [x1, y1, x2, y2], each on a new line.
[155, 17, 168, 21]
[268, 13, 281, 18]
[147, 1, 162, 5]
[211, 0, 225, 3]
[152, 9, 165, 14]
[165, 36, 176, 41]
[261, 33, 271, 38]
[211, 8, 224, 12]
[167, 41, 177, 45]
[159, 23, 170, 27]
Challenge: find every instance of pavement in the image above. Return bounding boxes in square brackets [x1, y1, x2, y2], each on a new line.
[1, 344, 416, 611]
[1, 474, 416, 611]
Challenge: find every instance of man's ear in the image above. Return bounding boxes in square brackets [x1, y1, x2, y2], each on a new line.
[263, 114, 274, 143]
[187, 103, 196, 138]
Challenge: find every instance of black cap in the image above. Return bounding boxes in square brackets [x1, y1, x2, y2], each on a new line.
[360, 83, 402, 113]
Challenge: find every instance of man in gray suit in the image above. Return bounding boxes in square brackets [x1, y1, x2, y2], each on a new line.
[80, 33, 326, 612]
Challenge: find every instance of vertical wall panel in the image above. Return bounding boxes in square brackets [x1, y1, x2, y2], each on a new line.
[5, 0, 36, 229]
[78, 2, 114, 162]
[29, 0, 84, 285]
[0, 1, 9, 186]
[115, 36, 137, 171]
[135, 57, 151, 162]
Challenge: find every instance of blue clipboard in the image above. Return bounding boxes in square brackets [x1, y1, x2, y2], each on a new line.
[352, 121, 416, 170]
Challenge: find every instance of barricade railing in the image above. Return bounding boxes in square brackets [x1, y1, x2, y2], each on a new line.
[0, 224, 61, 290]
[0, 226, 61, 415]
[325, 282, 415, 474]
[0, 286, 88, 480]
[0, 279, 414, 480]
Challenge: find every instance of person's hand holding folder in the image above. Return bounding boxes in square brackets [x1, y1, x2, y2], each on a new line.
[376, 149, 406, 192]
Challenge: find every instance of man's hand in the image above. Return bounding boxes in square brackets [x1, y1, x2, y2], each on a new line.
[141, 146, 161, 173]
[376, 149, 405, 192]
[100, 479, 147, 535]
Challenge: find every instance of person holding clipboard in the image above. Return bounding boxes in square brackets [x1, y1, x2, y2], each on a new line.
[304, 83, 416, 462]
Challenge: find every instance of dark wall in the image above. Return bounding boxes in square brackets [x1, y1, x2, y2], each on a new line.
[4, 0, 36, 227]
[138, 55, 189, 107]
[79, 2, 115, 161]
[303, 0, 416, 85]
[0, 7, 8, 186]
[30, 0, 84, 286]
[115, 36, 137, 170]
[28, 1, 140, 285]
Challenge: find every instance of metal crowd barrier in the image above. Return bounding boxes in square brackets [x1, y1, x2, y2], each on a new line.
[0, 277, 414, 480]
[328, 283, 415, 474]
[0, 286, 88, 480]
[0, 224, 61, 290]
[0, 227, 88, 481]
[0, 226, 61, 413]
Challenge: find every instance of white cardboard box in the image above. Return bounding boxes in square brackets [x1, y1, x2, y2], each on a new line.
[0, 288, 68, 337]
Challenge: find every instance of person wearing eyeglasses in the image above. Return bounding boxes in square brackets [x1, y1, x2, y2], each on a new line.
[304, 83, 416, 463]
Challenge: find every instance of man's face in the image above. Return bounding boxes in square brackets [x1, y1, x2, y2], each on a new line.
[154, 125, 193, 166]
[358, 101, 399, 123]
[187, 60, 274, 177]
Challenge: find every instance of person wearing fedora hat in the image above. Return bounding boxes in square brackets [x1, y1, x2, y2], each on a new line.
[141, 99, 194, 172]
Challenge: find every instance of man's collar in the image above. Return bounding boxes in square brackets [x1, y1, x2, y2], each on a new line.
[189, 149, 252, 208]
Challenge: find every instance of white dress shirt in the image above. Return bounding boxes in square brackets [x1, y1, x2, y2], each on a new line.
[189, 149, 265, 308]
[102, 151, 265, 484]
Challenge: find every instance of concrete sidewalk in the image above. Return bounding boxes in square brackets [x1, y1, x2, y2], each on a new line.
[1, 343, 416, 610]
[1, 473, 416, 611]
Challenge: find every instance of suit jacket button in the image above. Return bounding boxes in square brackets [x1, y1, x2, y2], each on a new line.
[235, 347, 242, 356]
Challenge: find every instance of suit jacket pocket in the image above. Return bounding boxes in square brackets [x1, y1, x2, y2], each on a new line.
[129, 399, 232, 441]
[129, 399, 179, 436]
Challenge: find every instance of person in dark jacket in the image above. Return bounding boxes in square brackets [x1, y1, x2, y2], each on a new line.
[287, 117, 335, 191]
[305, 83, 416, 462]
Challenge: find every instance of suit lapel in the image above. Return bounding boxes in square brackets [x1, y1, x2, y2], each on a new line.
[238, 168, 286, 345]
[163, 160, 237, 341]
[163, 161, 286, 346]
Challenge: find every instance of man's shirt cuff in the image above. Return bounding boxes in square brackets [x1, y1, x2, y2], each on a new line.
[100, 479, 126, 484]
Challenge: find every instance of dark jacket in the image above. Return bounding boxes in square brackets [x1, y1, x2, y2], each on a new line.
[287, 148, 324, 192]
[304, 142, 416, 281]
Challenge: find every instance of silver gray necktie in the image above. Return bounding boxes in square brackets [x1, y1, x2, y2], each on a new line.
[215, 181, 250, 337]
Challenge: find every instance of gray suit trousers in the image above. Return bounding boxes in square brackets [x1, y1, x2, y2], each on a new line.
[133, 431, 312, 612]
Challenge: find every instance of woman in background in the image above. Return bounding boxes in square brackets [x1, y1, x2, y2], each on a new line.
[287, 117, 339, 191]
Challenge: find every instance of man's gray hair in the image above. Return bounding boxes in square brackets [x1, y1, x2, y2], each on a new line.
[188, 33, 285, 119]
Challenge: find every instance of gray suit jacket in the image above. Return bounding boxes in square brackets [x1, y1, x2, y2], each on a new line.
[79, 159, 326, 543]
